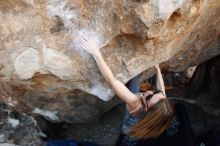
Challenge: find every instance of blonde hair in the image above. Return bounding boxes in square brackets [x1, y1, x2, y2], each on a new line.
[127, 98, 174, 139]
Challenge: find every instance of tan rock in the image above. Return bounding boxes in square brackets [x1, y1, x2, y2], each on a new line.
[0, 0, 219, 123]
[14, 48, 40, 79]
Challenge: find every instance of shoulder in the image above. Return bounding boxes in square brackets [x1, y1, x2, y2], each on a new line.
[126, 97, 144, 116]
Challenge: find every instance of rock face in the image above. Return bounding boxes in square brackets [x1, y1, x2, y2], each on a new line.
[0, 0, 220, 123]
[0, 102, 43, 145]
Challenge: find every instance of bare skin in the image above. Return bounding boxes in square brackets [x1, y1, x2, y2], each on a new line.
[80, 34, 166, 112]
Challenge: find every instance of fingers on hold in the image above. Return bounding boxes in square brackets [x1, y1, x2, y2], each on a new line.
[80, 41, 86, 48]
[82, 35, 88, 42]
[81, 44, 88, 50]
[80, 37, 87, 44]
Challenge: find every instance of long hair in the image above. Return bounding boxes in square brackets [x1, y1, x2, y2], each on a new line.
[127, 98, 174, 139]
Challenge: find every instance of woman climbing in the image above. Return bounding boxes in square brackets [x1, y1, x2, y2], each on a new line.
[79, 34, 174, 146]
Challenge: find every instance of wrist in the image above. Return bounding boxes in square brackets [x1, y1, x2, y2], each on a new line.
[93, 51, 102, 59]
[156, 68, 160, 71]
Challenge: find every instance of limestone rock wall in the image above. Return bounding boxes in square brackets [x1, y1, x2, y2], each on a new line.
[0, 0, 220, 123]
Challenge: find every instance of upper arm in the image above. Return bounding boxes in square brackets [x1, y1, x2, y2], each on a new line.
[156, 68, 166, 96]
[110, 79, 140, 110]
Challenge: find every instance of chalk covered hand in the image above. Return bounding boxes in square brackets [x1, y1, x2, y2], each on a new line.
[80, 33, 101, 56]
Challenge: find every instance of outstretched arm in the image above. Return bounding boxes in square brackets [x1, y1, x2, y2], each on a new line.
[155, 64, 166, 96]
[80, 34, 140, 109]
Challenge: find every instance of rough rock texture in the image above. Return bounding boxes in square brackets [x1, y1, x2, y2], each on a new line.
[0, 102, 43, 146]
[0, 0, 220, 124]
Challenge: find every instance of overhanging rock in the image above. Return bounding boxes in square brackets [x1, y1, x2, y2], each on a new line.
[0, 0, 219, 123]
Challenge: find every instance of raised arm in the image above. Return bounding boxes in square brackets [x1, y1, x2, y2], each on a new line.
[154, 64, 166, 96]
[80, 34, 140, 109]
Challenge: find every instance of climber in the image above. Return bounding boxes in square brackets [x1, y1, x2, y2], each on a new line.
[79, 34, 174, 145]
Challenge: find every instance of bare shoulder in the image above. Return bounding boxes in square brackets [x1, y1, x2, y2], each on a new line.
[126, 97, 143, 115]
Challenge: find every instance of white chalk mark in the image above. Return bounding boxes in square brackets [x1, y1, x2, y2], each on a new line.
[89, 83, 114, 101]
[14, 48, 40, 80]
[33, 108, 59, 121]
[158, 0, 185, 20]
[8, 118, 19, 128]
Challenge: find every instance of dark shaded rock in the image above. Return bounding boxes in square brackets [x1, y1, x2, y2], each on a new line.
[185, 55, 220, 98]
[0, 102, 44, 145]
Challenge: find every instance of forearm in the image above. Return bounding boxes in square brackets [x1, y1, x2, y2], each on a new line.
[92, 52, 139, 107]
[156, 68, 166, 96]
[93, 52, 116, 84]
[79, 34, 139, 108]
